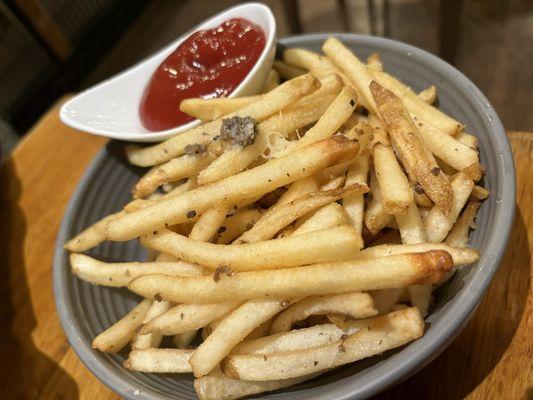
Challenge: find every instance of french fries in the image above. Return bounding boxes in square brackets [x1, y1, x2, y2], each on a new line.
[425, 172, 474, 243]
[181, 96, 261, 121]
[126, 74, 319, 167]
[70, 253, 204, 287]
[141, 226, 362, 272]
[142, 301, 242, 336]
[131, 300, 171, 349]
[221, 308, 424, 381]
[446, 200, 481, 247]
[92, 299, 152, 353]
[232, 324, 355, 355]
[270, 292, 376, 333]
[217, 209, 263, 244]
[370, 81, 454, 215]
[190, 298, 297, 377]
[102, 136, 359, 242]
[418, 85, 437, 104]
[66, 37, 488, 400]
[125, 349, 194, 373]
[235, 185, 367, 244]
[292, 202, 349, 235]
[365, 169, 393, 235]
[361, 242, 478, 266]
[129, 251, 453, 303]
[373, 143, 413, 215]
[194, 370, 322, 400]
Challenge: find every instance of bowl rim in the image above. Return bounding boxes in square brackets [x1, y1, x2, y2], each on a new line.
[59, 2, 276, 142]
[54, 33, 516, 400]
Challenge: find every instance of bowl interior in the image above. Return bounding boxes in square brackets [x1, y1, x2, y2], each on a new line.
[54, 34, 515, 400]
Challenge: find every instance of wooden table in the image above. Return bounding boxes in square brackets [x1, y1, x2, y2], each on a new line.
[0, 105, 531, 400]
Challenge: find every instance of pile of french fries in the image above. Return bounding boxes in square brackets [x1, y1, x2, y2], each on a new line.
[65, 37, 488, 400]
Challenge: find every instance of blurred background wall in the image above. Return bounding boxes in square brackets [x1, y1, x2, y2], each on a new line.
[0, 0, 531, 157]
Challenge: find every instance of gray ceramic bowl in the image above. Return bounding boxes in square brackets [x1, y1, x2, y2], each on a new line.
[54, 34, 515, 400]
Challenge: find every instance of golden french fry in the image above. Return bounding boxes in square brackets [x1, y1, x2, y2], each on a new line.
[258, 177, 317, 222]
[456, 132, 478, 149]
[319, 175, 346, 191]
[232, 324, 354, 355]
[217, 209, 263, 244]
[445, 200, 481, 248]
[133, 152, 215, 199]
[156, 253, 178, 262]
[470, 185, 489, 201]
[270, 292, 376, 333]
[275, 87, 358, 157]
[196, 93, 339, 185]
[190, 298, 297, 377]
[189, 203, 230, 242]
[283, 48, 337, 70]
[273, 60, 306, 79]
[292, 202, 349, 236]
[323, 37, 376, 111]
[180, 96, 261, 121]
[412, 184, 433, 208]
[373, 143, 413, 215]
[370, 81, 453, 215]
[368, 288, 407, 315]
[395, 201, 426, 244]
[198, 75, 340, 179]
[235, 185, 367, 243]
[245, 318, 273, 340]
[408, 285, 432, 317]
[221, 307, 424, 381]
[70, 253, 204, 287]
[367, 113, 390, 146]
[142, 225, 362, 272]
[361, 242, 478, 265]
[263, 69, 280, 92]
[194, 370, 322, 400]
[417, 123, 481, 180]
[124, 348, 194, 373]
[371, 70, 463, 135]
[64, 211, 124, 252]
[425, 172, 474, 243]
[343, 150, 370, 235]
[92, 299, 151, 353]
[103, 136, 359, 243]
[128, 251, 453, 304]
[365, 169, 393, 235]
[126, 74, 319, 167]
[173, 330, 198, 348]
[366, 53, 383, 72]
[418, 85, 436, 104]
[142, 301, 242, 335]
[131, 300, 171, 349]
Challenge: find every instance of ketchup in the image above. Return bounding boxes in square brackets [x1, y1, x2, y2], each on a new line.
[140, 18, 266, 131]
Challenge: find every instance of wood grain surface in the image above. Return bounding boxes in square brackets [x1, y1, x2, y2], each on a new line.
[0, 105, 530, 400]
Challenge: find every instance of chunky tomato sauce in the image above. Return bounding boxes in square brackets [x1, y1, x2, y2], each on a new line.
[140, 18, 265, 131]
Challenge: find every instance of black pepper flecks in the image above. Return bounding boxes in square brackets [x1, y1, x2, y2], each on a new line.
[186, 210, 197, 218]
[350, 99, 355, 107]
[184, 143, 207, 156]
[154, 293, 163, 302]
[431, 167, 441, 176]
[213, 265, 234, 282]
[414, 183, 424, 194]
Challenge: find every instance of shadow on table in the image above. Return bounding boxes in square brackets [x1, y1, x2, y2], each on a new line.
[374, 208, 530, 399]
[0, 160, 79, 398]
